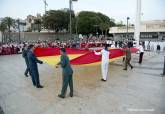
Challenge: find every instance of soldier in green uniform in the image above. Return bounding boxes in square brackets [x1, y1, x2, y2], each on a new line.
[22, 44, 30, 77]
[56, 48, 73, 98]
[123, 45, 133, 70]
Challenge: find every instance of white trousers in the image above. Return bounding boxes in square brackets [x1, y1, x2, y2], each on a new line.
[101, 61, 109, 80]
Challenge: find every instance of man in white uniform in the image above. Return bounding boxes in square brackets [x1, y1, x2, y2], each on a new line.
[138, 43, 144, 64]
[94, 44, 110, 81]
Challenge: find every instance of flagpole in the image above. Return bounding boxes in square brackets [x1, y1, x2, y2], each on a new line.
[134, 0, 141, 47]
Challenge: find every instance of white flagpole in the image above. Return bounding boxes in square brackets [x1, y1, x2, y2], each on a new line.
[134, 0, 141, 47]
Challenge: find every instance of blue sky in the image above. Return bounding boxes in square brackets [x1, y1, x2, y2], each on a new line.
[0, 0, 165, 24]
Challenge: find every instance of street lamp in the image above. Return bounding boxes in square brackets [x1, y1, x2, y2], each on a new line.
[16, 19, 21, 42]
[69, 0, 78, 41]
[75, 13, 79, 41]
[126, 17, 130, 41]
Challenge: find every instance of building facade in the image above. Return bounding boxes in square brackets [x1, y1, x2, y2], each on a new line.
[25, 13, 42, 32]
[109, 20, 165, 42]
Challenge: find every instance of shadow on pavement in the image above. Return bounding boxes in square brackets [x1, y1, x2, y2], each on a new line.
[0, 106, 4, 114]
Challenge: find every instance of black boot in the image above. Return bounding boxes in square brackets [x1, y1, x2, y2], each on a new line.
[36, 85, 44, 88]
[58, 94, 65, 98]
[24, 73, 28, 77]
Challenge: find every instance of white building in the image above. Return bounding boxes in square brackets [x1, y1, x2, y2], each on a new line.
[109, 20, 165, 41]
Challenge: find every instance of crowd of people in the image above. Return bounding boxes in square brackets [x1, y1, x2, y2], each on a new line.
[0, 38, 163, 56]
[0, 40, 79, 55]
[0, 42, 23, 55]
[0, 38, 111, 55]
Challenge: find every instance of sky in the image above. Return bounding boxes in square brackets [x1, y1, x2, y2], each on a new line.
[0, 0, 165, 24]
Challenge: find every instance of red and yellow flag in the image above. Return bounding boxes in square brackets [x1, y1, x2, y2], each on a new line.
[35, 48, 138, 66]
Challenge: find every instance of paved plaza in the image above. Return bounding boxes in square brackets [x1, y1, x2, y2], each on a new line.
[0, 52, 165, 114]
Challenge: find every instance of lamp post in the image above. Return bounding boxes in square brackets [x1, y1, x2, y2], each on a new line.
[16, 19, 21, 43]
[126, 17, 130, 41]
[69, 0, 78, 41]
[75, 13, 79, 41]
[69, 0, 72, 41]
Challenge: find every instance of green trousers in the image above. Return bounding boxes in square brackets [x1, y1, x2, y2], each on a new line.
[61, 75, 73, 97]
[124, 58, 133, 69]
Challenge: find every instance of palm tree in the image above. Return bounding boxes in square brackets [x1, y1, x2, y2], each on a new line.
[0, 22, 7, 43]
[3, 17, 15, 41]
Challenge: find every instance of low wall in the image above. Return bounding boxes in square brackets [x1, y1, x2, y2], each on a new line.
[7, 32, 78, 42]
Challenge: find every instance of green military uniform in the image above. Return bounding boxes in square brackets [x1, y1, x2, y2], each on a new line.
[124, 48, 133, 70]
[59, 54, 73, 97]
[22, 47, 30, 76]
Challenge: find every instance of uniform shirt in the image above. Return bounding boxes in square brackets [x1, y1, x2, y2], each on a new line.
[27, 51, 43, 69]
[125, 48, 131, 59]
[60, 54, 73, 76]
[95, 49, 110, 63]
[139, 45, 144, 53]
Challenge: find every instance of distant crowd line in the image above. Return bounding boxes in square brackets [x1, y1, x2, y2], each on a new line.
[0, 38, 164, 55]
[0, 40, 77, 55]
[0, 38, 112, 55]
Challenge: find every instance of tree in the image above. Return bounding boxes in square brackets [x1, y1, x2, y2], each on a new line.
[73, 11, 115, 36]
[42, 10, 74, 33]
[2, 17, 15, 41]
[75, 11, 102, 35]
[97, 13, 115, 35]
[100, 23, 109, 35]
[0, 22, 7, 43]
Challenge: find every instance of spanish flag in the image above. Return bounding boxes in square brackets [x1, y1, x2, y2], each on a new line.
[35, 47, 138, 66]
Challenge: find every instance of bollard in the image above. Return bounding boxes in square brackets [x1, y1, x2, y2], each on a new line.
[163, 56, 165, 76]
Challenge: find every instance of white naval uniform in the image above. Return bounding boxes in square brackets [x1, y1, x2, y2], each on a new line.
[138, 45, 144, 53]
[95, 49, 110, 80]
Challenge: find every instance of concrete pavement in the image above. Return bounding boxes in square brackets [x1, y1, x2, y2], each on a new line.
[0, 51, 165, 114]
